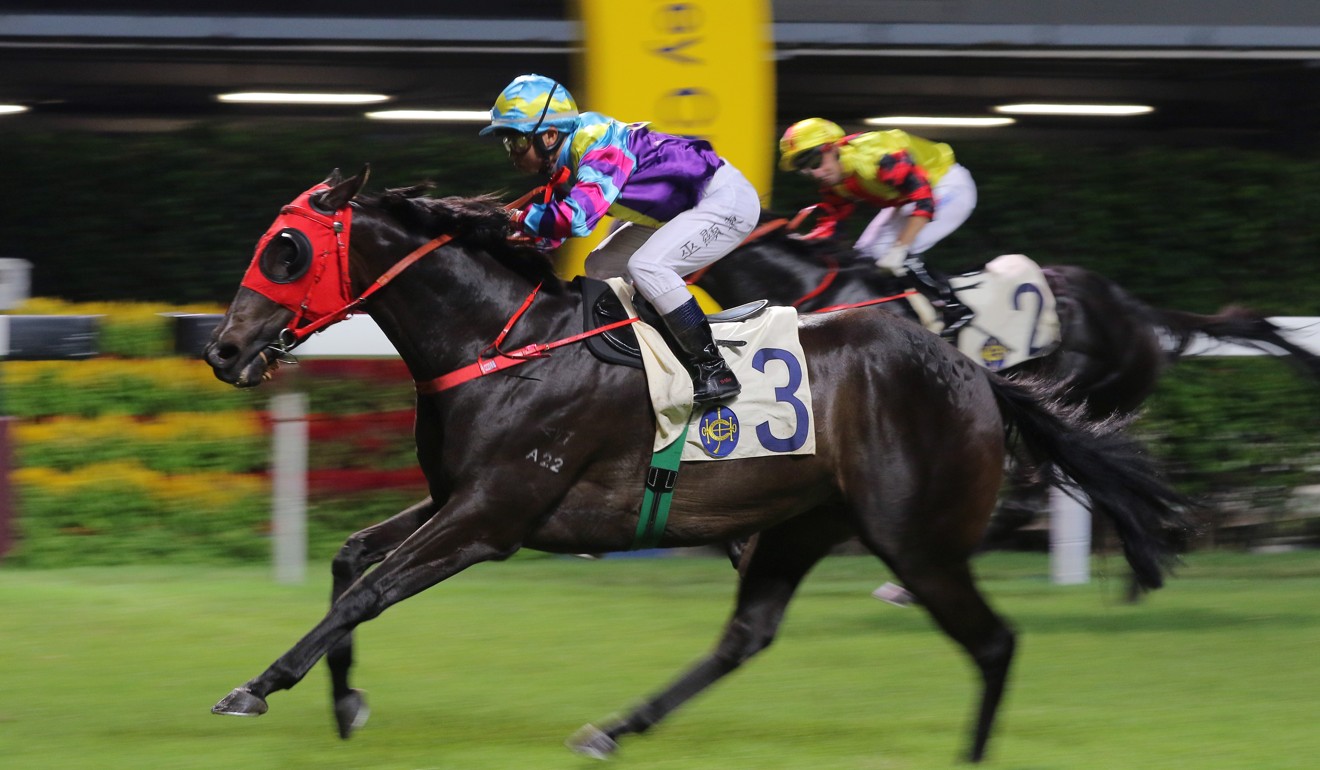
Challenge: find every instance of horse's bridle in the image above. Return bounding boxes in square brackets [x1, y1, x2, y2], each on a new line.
[240, 183, 359, 353]
[239, 182, 548, 358]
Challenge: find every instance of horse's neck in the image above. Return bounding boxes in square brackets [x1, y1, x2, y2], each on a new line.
[356, 250, 577, 382]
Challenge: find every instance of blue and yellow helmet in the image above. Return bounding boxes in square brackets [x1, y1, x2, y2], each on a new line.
[479, 74, 580, 136]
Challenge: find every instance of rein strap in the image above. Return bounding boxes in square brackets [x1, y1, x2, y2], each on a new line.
[416, 283, 638, 394]
[814, 289, 918, 314]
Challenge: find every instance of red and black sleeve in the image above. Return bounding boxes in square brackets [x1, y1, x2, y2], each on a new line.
[876, 150, 935, 219]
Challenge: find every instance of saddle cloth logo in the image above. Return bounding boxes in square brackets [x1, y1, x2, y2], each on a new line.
[698, 406, 740, 458]
[946, 254, 1061, 370]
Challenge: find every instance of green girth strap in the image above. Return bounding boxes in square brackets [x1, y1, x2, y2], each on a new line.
[632, 424, 690, 550]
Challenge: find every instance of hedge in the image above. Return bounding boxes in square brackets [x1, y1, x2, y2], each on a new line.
[6, 124, 1320, 318]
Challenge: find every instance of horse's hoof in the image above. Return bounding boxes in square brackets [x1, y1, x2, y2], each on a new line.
[334, 689, 370, 739]
[211, 687, 268, 717]
[566, 723, 619, 760]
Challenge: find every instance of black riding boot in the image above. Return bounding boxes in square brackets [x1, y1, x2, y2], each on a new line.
[661, 297, 741, 405]
[903, 257, 972, 341]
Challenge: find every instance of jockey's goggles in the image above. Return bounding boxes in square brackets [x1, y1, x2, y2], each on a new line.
[501, 132, 534, 156]
[791, 147, 825, 172]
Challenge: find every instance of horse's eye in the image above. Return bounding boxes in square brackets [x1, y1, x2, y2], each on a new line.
[258, 229, 313, 284]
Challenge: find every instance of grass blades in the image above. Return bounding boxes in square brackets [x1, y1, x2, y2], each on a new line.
[1, 550, 1317, 769]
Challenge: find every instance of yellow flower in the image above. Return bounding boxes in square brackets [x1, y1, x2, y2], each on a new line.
[14, 461, 266, 501]
[15, 412, 264, 444]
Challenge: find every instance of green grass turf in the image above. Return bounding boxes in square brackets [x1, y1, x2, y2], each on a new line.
[2, 550, 1317, 769]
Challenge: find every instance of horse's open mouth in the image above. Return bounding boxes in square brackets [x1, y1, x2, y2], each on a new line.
[252, 348, 287, 385]
[209, 339, 294, 388]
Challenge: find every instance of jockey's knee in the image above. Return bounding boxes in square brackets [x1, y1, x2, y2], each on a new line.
[628, 261, 686, 308]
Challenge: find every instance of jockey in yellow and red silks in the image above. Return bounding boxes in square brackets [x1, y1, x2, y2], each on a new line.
[483, 74, 761, 405]
[779, 118, 977, 276]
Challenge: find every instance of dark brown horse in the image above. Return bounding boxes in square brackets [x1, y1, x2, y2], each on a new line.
[695, 226, 1320, 422]
[204, 169, 1190, 763]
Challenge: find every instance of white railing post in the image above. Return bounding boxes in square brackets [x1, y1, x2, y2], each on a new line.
[270, 392, 308, 584]
[1049, 485, 1091, 584]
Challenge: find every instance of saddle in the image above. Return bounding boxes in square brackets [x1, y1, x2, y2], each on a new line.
[578, 277, 769, 369]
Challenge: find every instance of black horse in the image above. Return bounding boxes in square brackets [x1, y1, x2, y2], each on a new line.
[696, 226, 1320, 422]
[204, 169, 1191, 763]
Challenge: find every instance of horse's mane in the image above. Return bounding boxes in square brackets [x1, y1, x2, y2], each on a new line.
[363, 184, 564, 290]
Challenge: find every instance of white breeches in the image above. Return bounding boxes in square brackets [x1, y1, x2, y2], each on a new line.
[854, 163, 977, 259]
[584, 161, 760, 314]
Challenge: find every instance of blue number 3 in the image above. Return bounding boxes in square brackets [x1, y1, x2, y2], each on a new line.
[752, 348, 810, 452]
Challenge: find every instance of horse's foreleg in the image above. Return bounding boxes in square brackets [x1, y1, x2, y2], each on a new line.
[326, 497, 439, 738]
[213, 501, 521, 721]
[568, 514, 847, 758]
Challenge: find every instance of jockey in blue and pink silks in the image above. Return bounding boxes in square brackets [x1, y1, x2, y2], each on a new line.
[481, 74, 761, 405]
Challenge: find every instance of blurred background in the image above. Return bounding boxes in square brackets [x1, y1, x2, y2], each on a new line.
[3, 6, 1320, 769]
[2, 1, 1320, 567]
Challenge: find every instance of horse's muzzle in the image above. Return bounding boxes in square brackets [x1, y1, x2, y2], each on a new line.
[204, 337, 276, 388]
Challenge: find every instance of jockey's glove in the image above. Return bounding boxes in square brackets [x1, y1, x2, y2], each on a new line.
[875, 243, 910, 276]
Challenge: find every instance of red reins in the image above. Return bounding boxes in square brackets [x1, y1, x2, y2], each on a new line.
[415, 283, 639, 395]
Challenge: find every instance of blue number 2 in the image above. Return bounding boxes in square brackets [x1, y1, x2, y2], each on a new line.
[752, 348, 810, 452]
[1013, 283, 1047, 355]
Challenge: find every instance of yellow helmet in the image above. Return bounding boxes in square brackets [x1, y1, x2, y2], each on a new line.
[778, 118, 845, 171]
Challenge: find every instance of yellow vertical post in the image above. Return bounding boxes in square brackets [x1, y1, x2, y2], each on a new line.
[565, 0, 775, 309]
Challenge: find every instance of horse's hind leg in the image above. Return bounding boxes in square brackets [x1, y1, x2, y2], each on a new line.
[877, 550, 1015, 763]
[327, 497, 438, 738]
[568, 513, 849, 759]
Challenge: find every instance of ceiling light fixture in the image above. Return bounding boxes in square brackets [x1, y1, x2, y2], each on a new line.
[0, 104, 30, 115]
[217, 92, 391, 105]
[364, 109, 491, 122]
[995, 103, 1154, 116]
[864, 116, 1015, 128]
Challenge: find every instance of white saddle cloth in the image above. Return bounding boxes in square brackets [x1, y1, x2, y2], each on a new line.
[903, 254, 1061, 371]
[606, 278, 816, 461]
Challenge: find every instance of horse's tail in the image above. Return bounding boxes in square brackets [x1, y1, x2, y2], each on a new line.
[988, 375, 1196, 590]
[1154, 305, 1320, 380]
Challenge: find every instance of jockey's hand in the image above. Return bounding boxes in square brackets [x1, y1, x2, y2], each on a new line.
[801, 221, 837, 240]
[507, 207, 529, 237]
[875, 243, 910, 276]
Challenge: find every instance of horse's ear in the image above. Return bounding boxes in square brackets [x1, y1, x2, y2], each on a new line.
[321, 168, 344, 187]
[320, 164, 370, 211]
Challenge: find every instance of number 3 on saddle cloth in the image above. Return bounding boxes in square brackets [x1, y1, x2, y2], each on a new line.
[596, 278, 817, 462]
[910, 254, 1062, 371]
